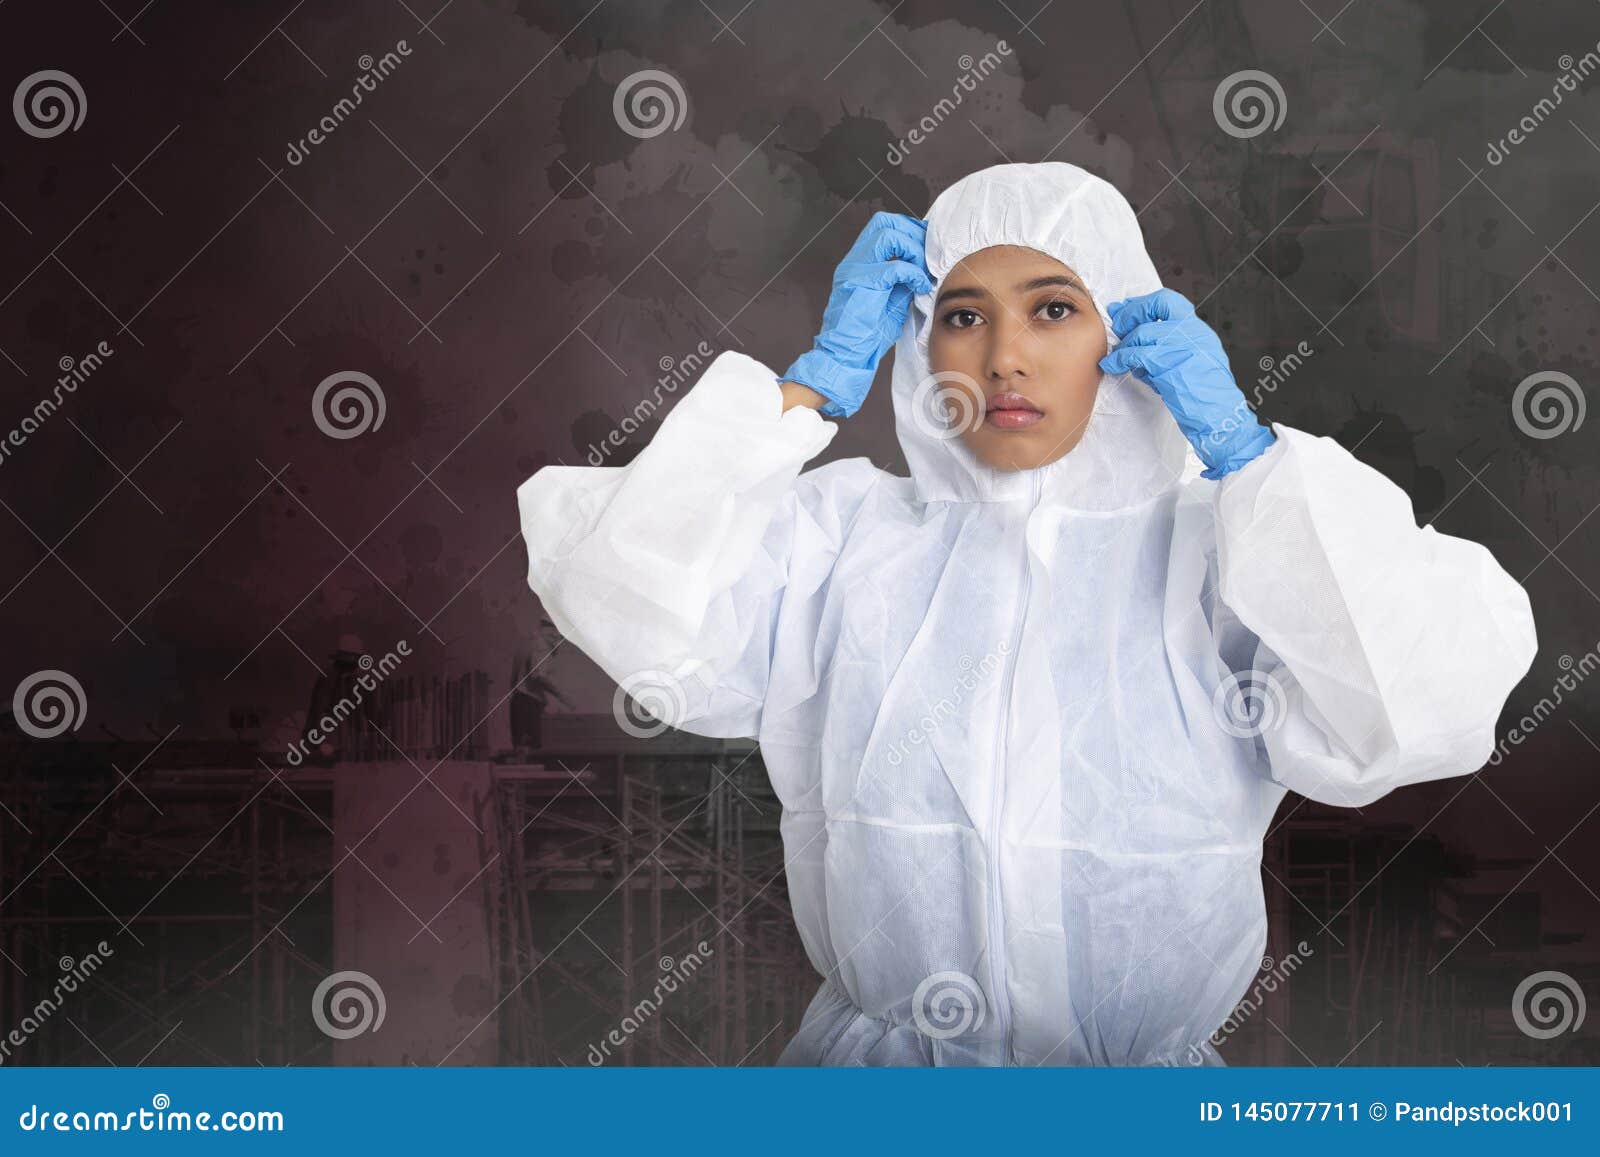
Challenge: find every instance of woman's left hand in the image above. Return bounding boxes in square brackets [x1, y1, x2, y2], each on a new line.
[1098, 288, 1276, 481]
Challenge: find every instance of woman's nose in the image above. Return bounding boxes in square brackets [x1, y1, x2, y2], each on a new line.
[985, 315, 1035, 380]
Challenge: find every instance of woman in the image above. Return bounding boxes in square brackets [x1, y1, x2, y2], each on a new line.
[516, 161, 1537, 1066]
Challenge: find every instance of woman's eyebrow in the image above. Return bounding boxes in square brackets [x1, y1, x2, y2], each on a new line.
[936, 284, 987, 304]
[1016, 274, 1087, 294]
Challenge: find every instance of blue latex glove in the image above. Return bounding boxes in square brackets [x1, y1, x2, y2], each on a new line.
[1098, 289, 1276, 481]
[782, 211, 934, 418]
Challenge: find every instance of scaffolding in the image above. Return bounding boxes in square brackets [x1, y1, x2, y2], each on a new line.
[3, 686, 1590, 1066]
[1262, 810, 1493, 1065]
[489, 720, 816, 1066]
[0, 744, 336, 1066]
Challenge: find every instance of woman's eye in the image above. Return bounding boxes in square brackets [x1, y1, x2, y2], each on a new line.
[1037, 299, 1076, 321]
[944, 309, 981, 329]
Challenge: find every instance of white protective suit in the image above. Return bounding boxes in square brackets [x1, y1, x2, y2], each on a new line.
[516, 162, 1538, 1066]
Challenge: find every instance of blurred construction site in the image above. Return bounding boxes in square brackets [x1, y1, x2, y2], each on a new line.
[1, 640, 1596, 1068]
[4, 0, 1598, 1069]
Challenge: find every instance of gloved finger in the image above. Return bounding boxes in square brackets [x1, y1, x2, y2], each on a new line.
[864, 210, 928, 240]
[881, 281, 917, 337]
[1107, 288, 1197, 337]
[1126, 324, 1234, 379]
[859, 257, 935, 295]
[1098, 345, 1152, 378]
[826, 287, 892, 348]
[868, 225, 931, 271]
[853, 213, 927, 263]
[1108, 319, 1187, 349]
[834, 287, 915, 357]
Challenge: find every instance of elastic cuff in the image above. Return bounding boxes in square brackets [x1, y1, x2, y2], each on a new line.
[664, 350, 838, 476]
[1199, 424, 1278, 481]
[780, 350, 872, 418]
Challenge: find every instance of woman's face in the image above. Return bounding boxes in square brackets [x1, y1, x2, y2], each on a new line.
[926, 244, 1108, 471]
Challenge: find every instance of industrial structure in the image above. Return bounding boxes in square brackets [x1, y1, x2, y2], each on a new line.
[2, 644, 1594, 1067]
[2, 4, 1591, 1067]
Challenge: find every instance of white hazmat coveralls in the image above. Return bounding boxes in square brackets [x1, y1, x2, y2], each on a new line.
[516, 162, 1538, 1066]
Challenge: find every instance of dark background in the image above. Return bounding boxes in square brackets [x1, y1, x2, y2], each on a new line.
[1, 0, 1597, 1066]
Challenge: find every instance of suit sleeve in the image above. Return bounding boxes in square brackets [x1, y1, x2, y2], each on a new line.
[1210, 422, 1538, 807]
[515, 351, 841, 740]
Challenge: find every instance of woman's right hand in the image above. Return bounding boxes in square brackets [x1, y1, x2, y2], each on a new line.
[780, 211, 933, 419]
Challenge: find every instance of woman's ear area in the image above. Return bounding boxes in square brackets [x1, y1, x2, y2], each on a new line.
[912, 280, 939, 346]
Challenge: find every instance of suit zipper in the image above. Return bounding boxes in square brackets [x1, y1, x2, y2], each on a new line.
[986, 470, 1041, 1064]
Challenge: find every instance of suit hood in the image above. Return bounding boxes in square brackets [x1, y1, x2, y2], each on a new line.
[888, 161, 1203, 509]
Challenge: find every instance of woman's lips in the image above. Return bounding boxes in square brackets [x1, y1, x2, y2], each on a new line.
[985, 391, 1045, 430]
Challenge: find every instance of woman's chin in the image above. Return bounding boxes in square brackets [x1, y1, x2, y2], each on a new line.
[963, 424, 1087, 472]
